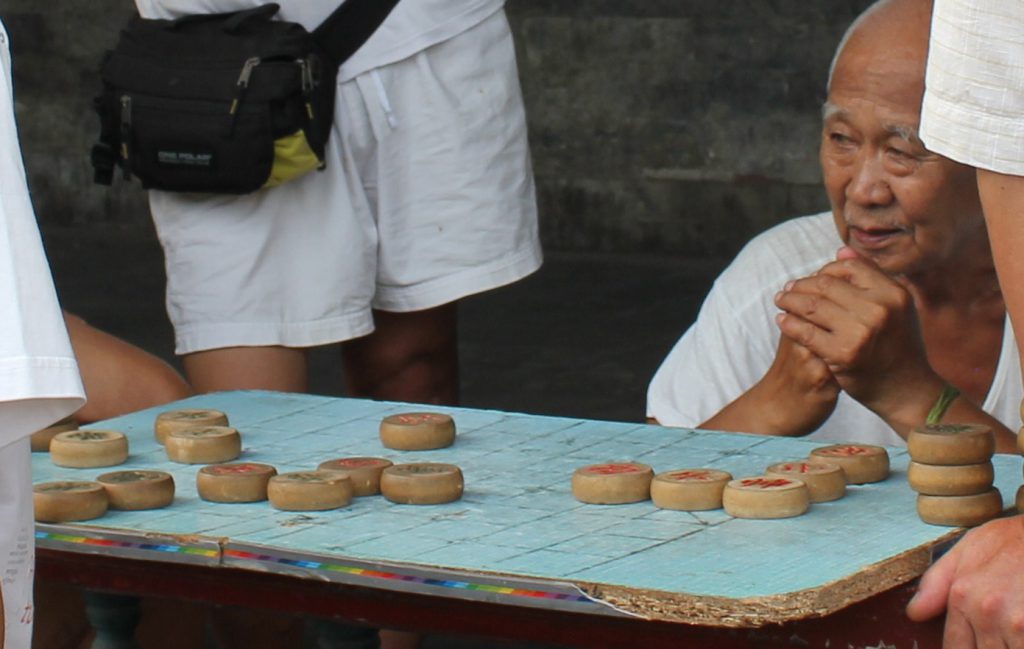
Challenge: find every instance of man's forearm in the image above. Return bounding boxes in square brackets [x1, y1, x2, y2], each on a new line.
[871, 376, 1016, 453]
[700, 380, 832, 437]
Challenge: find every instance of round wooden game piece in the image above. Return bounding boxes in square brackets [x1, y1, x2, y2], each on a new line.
[165, 426, 241, 464]
[1017, 426, 1024, 456]
[196, 462, 277, 503]
[571, 462, 653, 505]
[722, 476, 810, 519]
[907, 423, 995, 466]
[380, 463, 464, 505]
[30, 415, 77, 452]
[154, 408, 229, 445]
[97, 470, 175, 510]
[33, 481, 108, 523]
[1017, 484, 1024, 513]
[808, 444, 890, 484]
[765, 461, 846, 503]
[317, 457, 393, 496]
[49, 429, 129, 468]
[649, 468, 732, 511]
[907, 461, 994, 496]
[267, 471, 353, 511]
[917, 488, 1004, 527]
[379, 413, 456, 451]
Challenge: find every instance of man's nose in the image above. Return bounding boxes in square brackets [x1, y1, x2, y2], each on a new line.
[846, 154, 894, 207]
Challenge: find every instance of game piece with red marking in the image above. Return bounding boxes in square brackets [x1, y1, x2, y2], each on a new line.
[572, 461, 653, 505]
[650, 468, 732, 511]
[318, 457, 393, 496]
[196, 462, 277, 503]
[722, 476, 810, 519]
[765, 461, 846, 503]
[808, 444, 890, 484]
[379, 412, 456, 450]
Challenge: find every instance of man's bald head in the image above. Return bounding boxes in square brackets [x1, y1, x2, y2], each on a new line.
[827, 0, 933, 94]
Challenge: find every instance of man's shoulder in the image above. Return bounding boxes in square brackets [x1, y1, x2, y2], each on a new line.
[718, 212, 840, 286]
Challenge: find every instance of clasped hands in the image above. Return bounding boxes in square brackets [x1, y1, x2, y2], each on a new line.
[762, 246, 936, 436]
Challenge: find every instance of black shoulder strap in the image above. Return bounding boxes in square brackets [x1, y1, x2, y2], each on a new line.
[312, 0, 401, 66]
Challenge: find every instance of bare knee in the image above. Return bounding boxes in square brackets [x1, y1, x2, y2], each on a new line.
[343, 306, 458, 404]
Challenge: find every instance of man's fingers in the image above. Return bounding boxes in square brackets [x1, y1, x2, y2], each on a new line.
[906, 549, 958, 622]
[774, 312, 837, 362]
[835, 245, 860, 261]
[775, 289, 847, 332]
[943, 606, 980, 649]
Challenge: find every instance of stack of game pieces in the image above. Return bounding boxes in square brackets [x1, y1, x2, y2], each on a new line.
[907, 423, 1002, 527]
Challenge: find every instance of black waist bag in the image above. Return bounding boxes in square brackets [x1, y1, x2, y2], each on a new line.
[91, 1, 397, 194]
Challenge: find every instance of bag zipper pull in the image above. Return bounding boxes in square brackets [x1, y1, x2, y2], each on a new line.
[229, 57, 260, 116]
[300, 59, 315, 119]
[120, 95, 132, 180]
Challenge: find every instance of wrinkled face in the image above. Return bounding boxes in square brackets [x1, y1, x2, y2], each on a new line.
[821, 42, 985, 277]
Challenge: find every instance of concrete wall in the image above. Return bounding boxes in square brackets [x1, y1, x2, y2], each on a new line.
[5, 0, 872, 257]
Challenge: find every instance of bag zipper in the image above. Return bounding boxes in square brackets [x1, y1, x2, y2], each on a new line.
[228, 57, 261, 134]
[120, 95, 132, 180]
[300, 58, 315, 120]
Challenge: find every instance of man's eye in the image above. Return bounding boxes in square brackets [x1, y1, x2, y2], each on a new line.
[829, 132, 852, 145]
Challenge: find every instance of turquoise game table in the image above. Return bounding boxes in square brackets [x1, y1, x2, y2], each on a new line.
[32, 391, 1023, 648]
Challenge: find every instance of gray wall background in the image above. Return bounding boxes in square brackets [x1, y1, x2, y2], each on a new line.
[4, 0, 872, 258]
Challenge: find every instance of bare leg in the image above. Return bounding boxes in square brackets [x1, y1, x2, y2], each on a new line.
[342, 304, 459, 405]
[182, 346, 308, 394]
[65, 312, 192, 423]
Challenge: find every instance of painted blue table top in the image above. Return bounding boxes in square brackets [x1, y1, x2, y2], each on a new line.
[31, 390, 1023, 626]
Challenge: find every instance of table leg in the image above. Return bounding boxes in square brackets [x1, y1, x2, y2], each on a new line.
[83, 591, 142, 649]
[304, 619, 380, 649]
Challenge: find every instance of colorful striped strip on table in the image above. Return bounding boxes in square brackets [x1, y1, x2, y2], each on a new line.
[223, 548, 591, 602]
[36, 530, 219, 558]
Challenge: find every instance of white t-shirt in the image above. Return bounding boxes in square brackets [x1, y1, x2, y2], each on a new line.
[132, 0, 506, 82]
[646, 212, 1023, 446]
[0, 19, 85, 648]
[920, 0, 1024, 174]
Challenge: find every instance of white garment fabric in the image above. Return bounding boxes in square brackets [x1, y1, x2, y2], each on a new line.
[134, 3, 541, 354]
[133, 0, 505, 83]
[646, 212, 1023, 446]
[920, 0, 1024, 174]
[0, 19, 85, 649]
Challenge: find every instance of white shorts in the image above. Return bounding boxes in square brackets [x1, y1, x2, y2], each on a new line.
[149, 9, 542, 354]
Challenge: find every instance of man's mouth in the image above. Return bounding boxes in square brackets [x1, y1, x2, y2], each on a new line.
[848, 225, 905, 249]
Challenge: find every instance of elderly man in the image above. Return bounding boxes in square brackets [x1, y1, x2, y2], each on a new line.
[646, 0, 1018, 453]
